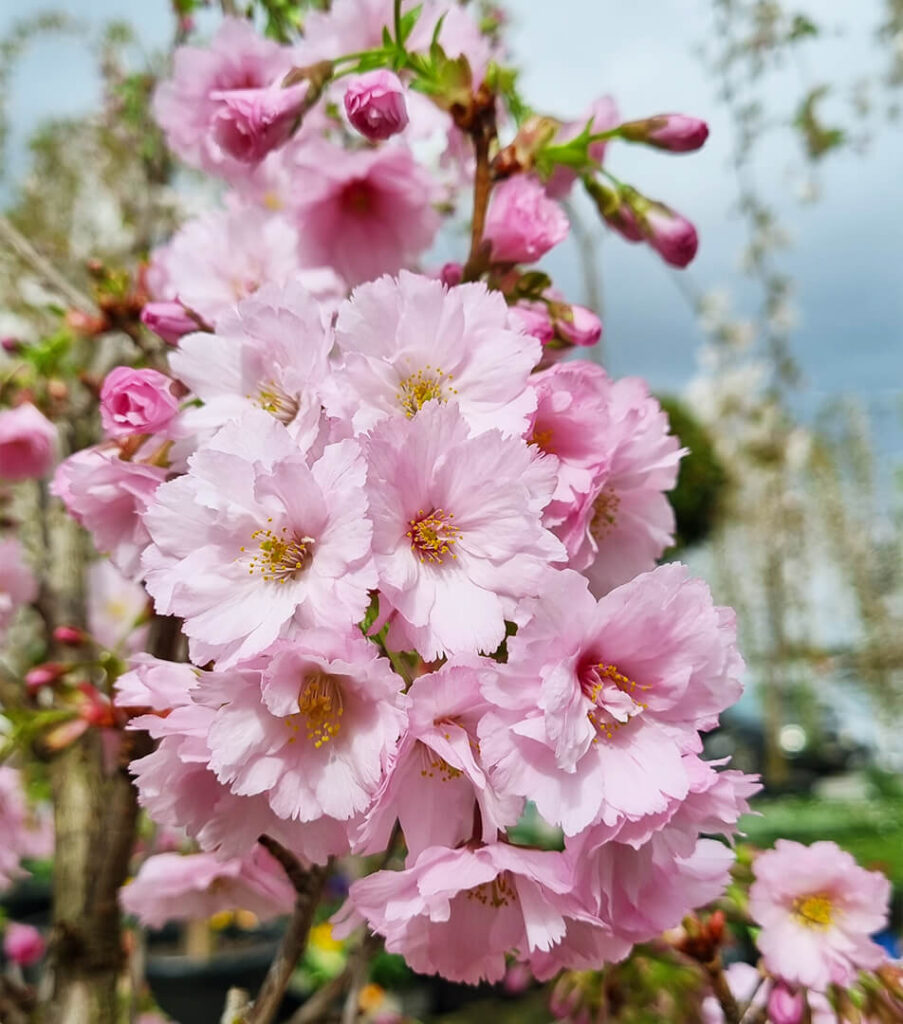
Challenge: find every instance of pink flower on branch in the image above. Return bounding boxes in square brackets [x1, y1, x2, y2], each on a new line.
[344, 70, 409, 141]
[99, 367, 179, 439]
[0, 403, 58, 482]
[484, 175, 570, 264]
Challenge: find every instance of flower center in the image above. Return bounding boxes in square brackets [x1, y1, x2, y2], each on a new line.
[529, 425, 555, 454]
[396, 366, 455, 418]
[341, 179, 373, 213]
[291, 670, 344, 749]
[417, 741, 463, 782]
[466, 871, 518, 908]
[254, 380, 300, 424]
[244, 521, 314, 583]
[582, 662, 648, 741]
[590, 488, 620, 541]
[792, 894, 834, 929]
[407, 508, 459, 565]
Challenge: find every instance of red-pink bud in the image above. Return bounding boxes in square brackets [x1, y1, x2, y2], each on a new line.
[25, 662, 68, 690]
[767, 984, 805, 1024]
[211, 82, 309, 164]
[3, 922, 45, 966]
[344, 70, 409, 141]
[0, 403, 58, 482]
[643, 202, 699, 268]
[556, 304, 602, 347]
[141, 301, 198, 345]
[509, 301, 555, 344]
[620, 113, 709, 152]
[439, 262, 464, 288]
[53, 625, 86, 647]
[100, 366, 179, 438]
[1, 336, 21, 354]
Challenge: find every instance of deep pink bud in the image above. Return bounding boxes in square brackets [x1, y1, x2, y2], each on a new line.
[99, 366, 179, 438]
[1, 336, 21, 354]
[140, 301, 197, 345]
[484, 175, 570, 264]
[53, 625, 86, 647]
[0, 403, 58, 482]
[767, 984, 805, 1024]
[555, 304, 602, 347]
[620, 113, 709, 152]
[509, 300, 555, 344]
[3, 922, 45, 967]
[25, 662, 68, 691]
[644, 203, 699, 268]
[439, 262, 464, 288]
[211, 82, 308, 164]
[606, 203, 645, 243]
[344, 70, 409, 141]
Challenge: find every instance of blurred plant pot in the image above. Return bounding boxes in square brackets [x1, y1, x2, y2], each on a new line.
[145, 934, 304, 1024]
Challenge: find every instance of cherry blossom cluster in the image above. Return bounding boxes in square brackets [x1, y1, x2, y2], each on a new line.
[2, 0, 892, 1010]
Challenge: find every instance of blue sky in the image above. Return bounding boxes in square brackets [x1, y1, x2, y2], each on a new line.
[3, 0, 902, 466]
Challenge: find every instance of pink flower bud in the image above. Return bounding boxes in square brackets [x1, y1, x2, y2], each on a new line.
[53, 625, 86, 647]
[25, 662, 68, 691]
[0, 403, 58, 482]
[605, 203, 645, 243]
[99, 367, 179, 439]
[620, 113, 709, 152]
[2, 336, 21, 354]
[555, 304, 602, 347]
[211, 82, 308, 164]
[767, 984, 805, 1024]
[439, 262, 464, 288]
[344, 70, 409, 141]
[643, 203, 699, 268]
[3, 922, 45, 967]
[509, 300, 555, 345]
[140, 301, 197, 345]
[484, 175, 570, 264]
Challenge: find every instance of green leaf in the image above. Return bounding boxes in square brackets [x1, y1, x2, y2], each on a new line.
[398, 3, 422, 45]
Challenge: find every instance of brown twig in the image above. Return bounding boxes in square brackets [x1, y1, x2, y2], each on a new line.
[243, 838, 330, 1024]
[705, 954, 742, 1024]
[458, 87, 498, 283]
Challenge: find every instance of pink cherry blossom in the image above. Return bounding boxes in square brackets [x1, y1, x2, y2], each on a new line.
[140, 301, 200, 345]
[335, 843, 625, 984]
[550, 375, 683, 595]
[141, 412, 375, 667]
[0, 402, 57, 481]
[0, 538, 37, 638]
[121, 847, 293, 928]
[479, 566, 744, 836]
[115, 654, 198, 711]
[749, 839, 891, 991]
[152, 17, 296, 181]
[285, 140, 439, 286]
[210, 82, 308, 164]
[52, 448, 166, 578]
[509, 301, 555, 345]
[484, 175, 570, 264]
[0, 768, 52, 892]
[86, 560, 149, 654]
[356, 661, 522, 858]
[364, 402, 562, 660]
[327, 271, 539, 437]
[197, 631, 405, 823]
[344, 70, 409, 141]
[100, 367, 179, 439]
[146, 204, 341, 328]
[169, 276, 333, 449]
[3, 922, 45, 967]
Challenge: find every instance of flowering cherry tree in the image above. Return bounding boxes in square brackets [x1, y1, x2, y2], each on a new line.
[0, 2, 899, 1023]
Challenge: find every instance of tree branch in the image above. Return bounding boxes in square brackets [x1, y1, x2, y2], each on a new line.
[0, 215, 97, 314]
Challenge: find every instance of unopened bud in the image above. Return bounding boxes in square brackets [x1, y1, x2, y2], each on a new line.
[25, 662, 69, 691]
[141, 301, 199, 346]
[641, 200, 699, 268]
[344, 70, 409, 142]
[767, 984, 805, 1024]
[53, 625, 86, 647]
[439, 262, 464, 288]
[3, 922, 45, 967]
[555, 304, 602, 348]
[618, 113, 709, 152]
[1, 336, 22, 354]
[212, 82, 310, 163]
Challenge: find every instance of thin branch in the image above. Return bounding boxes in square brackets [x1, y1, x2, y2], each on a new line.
[704, 954, 742, 1024]
[0, 215, 97, 314]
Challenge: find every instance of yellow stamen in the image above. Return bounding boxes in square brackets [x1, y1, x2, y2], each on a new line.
[590, 488, 621, 541]
[396, 365, 456, 418]
[254, 380, 300, 424]
[406, 508, 460, 565]
[793, 894, 834, 929]
[246, 525, 314, 583]
[290, 671, 344, 749]
[466, 872, 518, 908]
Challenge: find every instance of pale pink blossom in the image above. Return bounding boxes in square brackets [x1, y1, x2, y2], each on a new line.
[550, 376, 682, 595]
[169, 276, 333, 449]
[121, 847, 293, 928]
[211, 82, 308, 164]
[509, 301, 555, 345]
[546, 96, 620, 199]
[327, 271, 539, 437]
[365, 402, 562, 660]
[767, 985, 806, 1024]
[0, 403, 57, 481]
[0, 768, 52, 892]
[86, 560, 149, 654]
[749, 839, 890, 991]
[345, 70, 409, 141]
[198, 631, 405, 822]
[3, 922, 45, 966]
[152, 17, 296, 181]
[146, 204, 340, 328]
[356, 661, 522, 857]
[100, 367, 179, 438]
[114, 654, 198, 711]
[479, 566, 744, 837]
[0, 538, 37, 638]
[285, 140, 439, 286]
[52, 448, 166, 578]
[335, 843, 625, 984]
[142, 412, 375, 667]
[484, 175, 569, 264]
[140, 301, 200, 345]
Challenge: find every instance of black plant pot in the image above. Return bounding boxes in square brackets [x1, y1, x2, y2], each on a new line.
[146, 940, 304, 1024]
